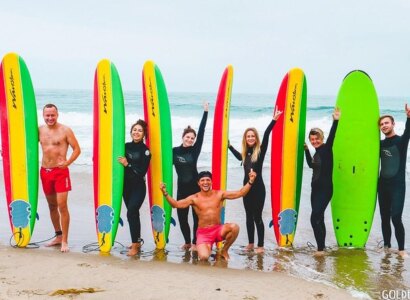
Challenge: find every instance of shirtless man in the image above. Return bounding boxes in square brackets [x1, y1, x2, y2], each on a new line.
[160, 169, 256, 261]
[39, 104, 81, 252]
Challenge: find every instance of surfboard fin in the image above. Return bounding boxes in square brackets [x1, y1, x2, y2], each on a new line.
[269, 220, 273, 228]
[36, 213, 40, 221]
[171, 217, 176, 226]
[119, 217, 124, 227]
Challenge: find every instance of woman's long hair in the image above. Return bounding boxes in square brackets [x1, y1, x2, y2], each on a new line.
[241, 128, 261, 163]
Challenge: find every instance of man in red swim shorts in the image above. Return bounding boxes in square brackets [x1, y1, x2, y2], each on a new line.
[39, 104, 81, 252]
[160, 169, 256, 261]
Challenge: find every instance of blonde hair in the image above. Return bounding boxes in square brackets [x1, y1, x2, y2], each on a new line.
[242, 128, 261, 163]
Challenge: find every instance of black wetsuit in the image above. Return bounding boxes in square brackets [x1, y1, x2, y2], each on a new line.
[304, 120, 338, 251]
[173, 111, 208, 244]
[378, 118, 410, 251]
[123, 141, 151, 243]
[229, 119, 276, 247]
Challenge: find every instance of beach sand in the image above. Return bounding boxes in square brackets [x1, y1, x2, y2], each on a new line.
[0, 169, 358, 299]
[0, 245, 354, 299]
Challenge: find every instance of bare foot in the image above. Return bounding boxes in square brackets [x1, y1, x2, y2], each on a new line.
[221, 250, 230, 260]
[313, 251, 325, 257]
[46, 236, 62, 247]
[127, 243, 141, 256]
[245, 244, 254, 251]
[255, 247, 264, 254]
[399, 250, 408, 258]
[191, 244, 197, 252]
[60, 242, 69, 253]
[181, 243, 192, 250]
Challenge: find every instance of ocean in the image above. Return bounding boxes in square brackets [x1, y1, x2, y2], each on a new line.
[2, 89, 410, 299]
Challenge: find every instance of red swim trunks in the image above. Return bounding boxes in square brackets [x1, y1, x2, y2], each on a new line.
[196, 224, 224, 246]
[40, 167, 72, 195]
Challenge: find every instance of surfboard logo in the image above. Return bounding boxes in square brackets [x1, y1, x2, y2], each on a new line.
[148, 78, 156, 117]
[102, 75, 108, 114]
[289, 84, 298, 123]
[9, 200, 31, 229]
[278, 208, 297, 236]
[151, 205, 165, 242]
[8, 69, 18, 109]
[96, 205, 114, 233]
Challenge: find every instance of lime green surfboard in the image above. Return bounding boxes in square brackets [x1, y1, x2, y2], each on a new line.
[331, 70, 380, 248]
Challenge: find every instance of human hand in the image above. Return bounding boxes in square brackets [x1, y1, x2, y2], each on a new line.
[406, 103, 410, 118]
[304, 143, 308, 150]
[118, 156, 128, 167]
[203, 101, 209, 112]
[159, 183, 167, 194]
[333, 107, 341, 120]
[273, 106, 283, 121]
[248, 168, 257, 183]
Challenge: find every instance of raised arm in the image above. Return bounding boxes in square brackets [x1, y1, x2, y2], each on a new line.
[403, 104, 410, 141]
[192, 102, 209, 157]
[221, 169, 256, 199]
[326, 107, 341, 148]
[160, 183, 193, 209]
[260, 106, 282, 155]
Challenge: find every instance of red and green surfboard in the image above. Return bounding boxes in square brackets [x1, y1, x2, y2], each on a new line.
[212, 65, 233, 224]
[93, 59, 125, 253]
[142, 60, 173, 249]
[271, 68, 307, 247]
[0, 53, 39, 247]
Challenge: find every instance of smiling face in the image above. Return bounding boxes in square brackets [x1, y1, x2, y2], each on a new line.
[245, 129, 257, 147]
[309, 133, 324, 149]
[197, 176, 212, 192]
[182, 132, 196, 147]
[43, 107, 58, 127]
[131, 124, 145, 143]
[379, 116, 395, 137]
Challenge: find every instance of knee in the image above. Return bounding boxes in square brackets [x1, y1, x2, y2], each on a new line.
[230, 223, 240, 234]
[310, 211, 323, 225]
[127, 205, 140, 217]
[391, 214, 403, 227]
[199, 253, 210, 261]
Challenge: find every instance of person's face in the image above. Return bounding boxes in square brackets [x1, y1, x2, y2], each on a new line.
[379, 117, 395, 136]
[43, 107, 58, 126]
[182, 132, 196, 147]
[245, 130, 256, 147]
[131, 124, 144, 142]
[309, 134, 324, 149]
[198, 177, 212, 192]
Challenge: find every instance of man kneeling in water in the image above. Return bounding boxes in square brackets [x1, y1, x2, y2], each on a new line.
[160, 169, 256, 261]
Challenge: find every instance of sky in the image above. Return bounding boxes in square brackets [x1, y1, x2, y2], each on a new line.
[1, 1, 410, 97]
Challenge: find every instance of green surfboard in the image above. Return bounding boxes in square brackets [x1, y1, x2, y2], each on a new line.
[332, 70, 380, 248]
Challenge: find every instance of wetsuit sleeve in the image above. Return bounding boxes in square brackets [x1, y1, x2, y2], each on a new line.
[325, 120, 339, 149]
[128, 150, 151, 179]
[260, 119, 276, 159]
[402, 117, 410, 142]
[305, 149, 313, 168]
[193, 111, 208, 159]
[228, 144, 242, 161]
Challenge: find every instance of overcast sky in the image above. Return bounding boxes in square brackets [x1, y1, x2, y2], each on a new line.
[1, 1, 410, 97]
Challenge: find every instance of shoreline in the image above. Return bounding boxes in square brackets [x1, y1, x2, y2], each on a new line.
[0, 245, 354, 299]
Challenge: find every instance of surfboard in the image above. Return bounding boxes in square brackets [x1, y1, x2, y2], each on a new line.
[93, 59, 125, 253]
[212, 65, 233, 223]
[331, 70, 379, 248]
[142, 60, 173, 249]
[0, 53, 39, 247]
[271, 68, 307, 247]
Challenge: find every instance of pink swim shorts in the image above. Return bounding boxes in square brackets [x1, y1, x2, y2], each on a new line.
[196, 224, 224, 246]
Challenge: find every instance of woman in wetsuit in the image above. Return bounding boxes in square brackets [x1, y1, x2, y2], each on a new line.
[173, 102, 209, 250]
[228, 107, 282, 253]
[304, 107, 340, 256]
[118, 119, 151, 256]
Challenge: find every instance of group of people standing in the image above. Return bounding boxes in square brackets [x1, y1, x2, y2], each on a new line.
[37, 101, 410, 260]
